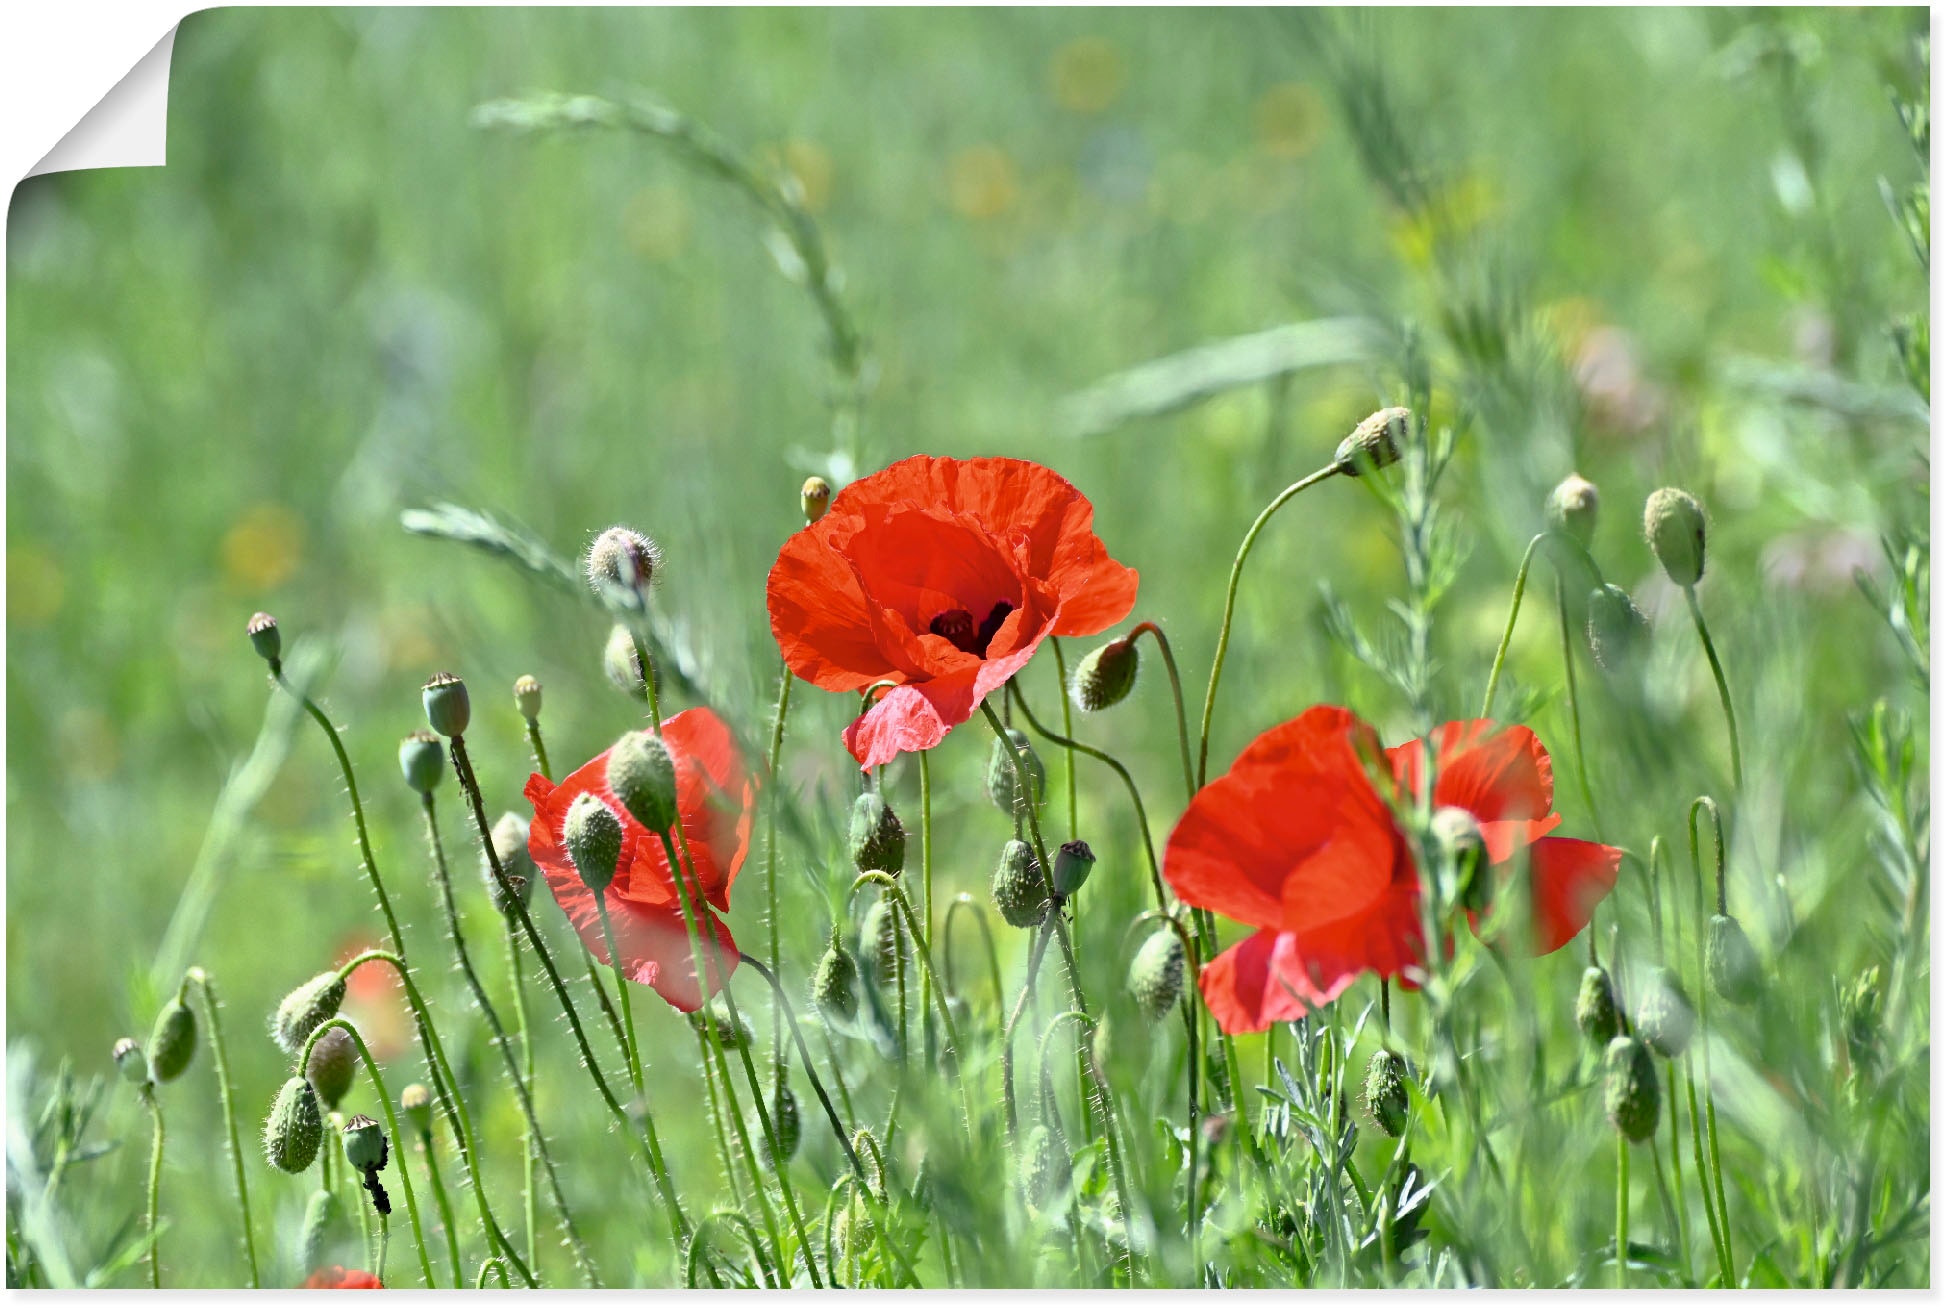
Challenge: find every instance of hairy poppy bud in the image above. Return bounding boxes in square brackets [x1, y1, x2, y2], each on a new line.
[300, 1189, 348, 1273]
[1364, 1048, 1411, 1137]
[1602, 1036, 1661, 1142]
[602, 625, 653, 701]
[1575, 966, 1622, 1047]
[1021, 1124, 1070, 1206]
[1430, 806, 1488, 914]
[485, 812, 536, 913]
[273, 972, 348, 1055]
[991, 839, 1049, 928]
[1071, 636, 1139, 712]
[1706, 913, 1762, 1006]
[305, 1026, 357, 1111]
[761, 1079, 801, 1169]
[848, 791, 907, 876]
[606, 730, 679, 834]
[1585, 583, 1650, 673]
[147, 997, 197, 1084]
[1546, 473, 1600, 547]
[113, 1037, 149, 1086]
[341, 1114, 388, 1173]
[1635, 967, 1694, 1058]
[1335, 406, 1409, 477]
[421, 672, 471, 738]
[562, 792, 625, 895]
[399, 1084, 432, 1140]
[397, 730, 444, 795]
[265, 1076, 324, 1173]
[1128, 928, 1185, 1021]
[587, 526, 661, 595]
[512, 675, 543, 722]
[810, 930, 860, 1022]
[801, 476, 833, 524]
[985, 728, 1046, 818]
[860, 897, 907, 983]
[246, 612, 281, 666]
[1644, 487, 1708, 587]
[1053, 840, 1096, 898]
[687, 1004, 753, 1050]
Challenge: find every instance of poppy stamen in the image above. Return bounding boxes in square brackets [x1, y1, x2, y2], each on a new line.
[929, 608, 979, 653]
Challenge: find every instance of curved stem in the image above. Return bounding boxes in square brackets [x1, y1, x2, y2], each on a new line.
[1039, 1010, 1144, 1285]
[734, 954, 867, 1184]
[182, 969, 260, 1287]
[476, 1257, 510, 1289]
[1000, 920, 1055, 1139]
[415, 1128, 462, 1288]
[976, 701, 1086, 1012]
[942, 895, 1005, 1013]
[685, 1211, 776, 1288]
[1479, 533, 1545, 719]
[1050, 636, 1078, 839]
[140, 1088, 163, 1289]
[1688, 797, 1735, 1280]
[1684, 588, 1744, 791]
[1130, 621, 1195, 804]
[1556, 577, 1602, 838]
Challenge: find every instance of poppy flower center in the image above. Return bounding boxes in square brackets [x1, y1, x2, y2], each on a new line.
[929, 601, 1015, 657]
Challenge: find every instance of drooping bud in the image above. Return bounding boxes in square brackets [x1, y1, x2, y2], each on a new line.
[1052, 840, 1097, 898]
[1364, 1048, 1411, 1137]
[264, 1076, 324, 1173]
[113, 1037, 149, 1087]
[485, 812, 536, 914]
[810, 930, 860, 1022]
[1071, 636, 1139, 712]
[562, 792, 625, 895]
[1334, 407, 1409, 477]
[398, 1084, 433, 1140]
[1585, 584, 1650, 673]
[761, 1079, 802, 1169]
[860, 898, 907, 983]
[984, 728, 1046, 818]
[1545, 473, 1601, 547]
[848, 791, 907, 876]
[246, 612, 282, 666]
[991, 839, 1049, 928]
[686, 1004, 753, 1050]
[273, 972, 348, 1055]
[1430, 806, 1488, 914]
[512, 675, 543, 722]
[586, 526, 661, 595]
[341, 1114, 388, 1173]
[147, 997, 197, 1084]
[306, 1026, 358, 1111]
[1634, 967, 1694, 1058]
[397, 730, 444, 795]
[1127, 928, 1186, 1021]
[421, 672, 471, 738]
[1706, 914, 1762, 1006]
[1575, 966, 1622, 1047]
[606, 730, 679, 833]
[1021, 1124, 1070, 1206]
[300, 1189, 349, 1273]
[1643, 487, 1708, 587]
[1602, 1036, 1661, 1143]
[602, 624, 653, 701]
[801, 476, 833, 524]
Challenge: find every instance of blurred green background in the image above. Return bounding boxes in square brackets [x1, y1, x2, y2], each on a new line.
[6, 6, 1928, 1286]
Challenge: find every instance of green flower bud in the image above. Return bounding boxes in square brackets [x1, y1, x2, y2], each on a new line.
[513, 674, 543, 722]
[265, 1076, 324, 1173]
[305, 1026, 357, 1112]
[848, 791, 907, 876]
[586, 526, 661, 595]
[761, 1079, 801, 1169]
[300, 1188, 349, 1273]
[985, 728, 1046, 819]
[990, 839, 1049, 928]
[1021, 1124, 1070, 1206]
[147, 997, 197, 1084]
[113, 1037, 149, 1087]
[562, 792, 625, 895]
[1334, 406, 1409, 477]
[1545, 473, 1600, 547]
[1575, 966, 1622, 1047]
[341, 1113, 388, 1173]
[1071, 636, 1139, 712]
[1635, 967, 1694, 1058]
[1602, 1036, 1661, 1143]
[397, 730, 444, 795]
[1364, 1048, 1411, 1137]
[1431, 806, 1488, 914]
[246, 611, 281, 667]
[602, 624, 653, 701]
[607, 730, 678, 833]
[399, 1084, 432, 1140]
[810, 931, 860, 1023]
[686, 1004, 753, 1050]
[1052, 840, 1096, 898]
[801, 476, 833, 525]
[421, 672, 471, 738]
[1127, 928, 1186, 1021]
[860, 898, 907, 984]
[1643, 487, 1708, 587]
[1706, 913, 1762, 1006]
[272, 972, 348, 1055]
[485, 811, 536, 914]
[1585, 583, 1650, 673]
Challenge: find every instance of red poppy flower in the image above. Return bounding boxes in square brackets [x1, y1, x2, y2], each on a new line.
[304, 1265, 383, 1288]
[767, 455, 1139, 769]
[524, 707, 754, 1012]
[1164, 706, 1622, 1034]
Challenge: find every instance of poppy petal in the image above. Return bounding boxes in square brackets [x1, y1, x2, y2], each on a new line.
[1521, 836, 1624, 954]
[768, 526, 902, 693]
[1197, 930, 1320, 1034]
[1389, 721, 1556, 847]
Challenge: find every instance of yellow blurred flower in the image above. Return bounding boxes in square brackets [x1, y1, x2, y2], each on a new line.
[1387, 173, 1498, 269]
[948, 145, 1019, 221]
[221, 503, 303, 591]
[1051, 37, 1125, 114]
[623, 183, 693, 262]
[782, 139, 834, 214]
[7, 545, 64, 628]
[1254, 83, 1325, 159]
[379, 604, 442, 673]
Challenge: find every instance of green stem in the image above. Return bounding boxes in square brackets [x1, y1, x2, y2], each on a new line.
[524, 720, 552, 781]
[1689, 797, 1736, 1279]
[1479, 533, 1545, 719]
[1684, 588, 1744, 790]
[1616, 1133, 1630, 1288]
[376, 1212, 390, 1286]
[920, 746, 936, 1068]
[734, 954, 868, 1184]
[416, 1128, 462, 1288]
[182, 969, 260, 1288]
[1050, 636, 1078, 840]
[595, 897, 646, 1094]
[1557, 577, 1602, 837]
[1130, 621, 1195, 804]
[942, 895, 1006, 1013]
[765, 661, 793, 1076]
[1041, 1010, 1145, 1285]
[1685, 1058, 1731, 1282]
[140, 1088, 163, 1290]
[503, 924, 538, 1276]
[477, 1257, 510, 1289]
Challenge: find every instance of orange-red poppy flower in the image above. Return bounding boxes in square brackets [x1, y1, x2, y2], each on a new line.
[767, 455, 1138, 768]
[1164, 706, 1622, 1034]
[525, 707, 754, 1012]
[304, 1265, 383, 1288]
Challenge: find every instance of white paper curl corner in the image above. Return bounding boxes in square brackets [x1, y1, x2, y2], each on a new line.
[28, 25, 176, 178]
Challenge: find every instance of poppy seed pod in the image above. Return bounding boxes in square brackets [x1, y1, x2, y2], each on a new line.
[1585, 584, 1650, 673]
[606, 730, 679, 834]
[397, 730, 444, 795]
[861, 897, 908, 983]
[1545, 473, 1601, 547]
[1071, 636, 1139, 712]
[147, 997, 197, 1084]
[1643, 487, 1708, 587]
[1634, 966, 1695, 1058]
[305, 1026, 357, 1111]
[991, 839, 1049, 928]
[421, 672, 471, 739]
[1052, 840, 1097, 898]
[1334, 406, 1409, 477]
[300, 1189, 348, 1273]
[273, 972, 348, 1055]
[810, 931, 860, 1023]
[1127, 928, 1186, 1021]
[1430, 806, 1489, 913]
[341, 1114, 388, 1173]
[485, 812, 536, 913]
[513, 674, 543, 722]
[246, 611, 281, 666]
[1575, 966, 1622, 1048]
[587, 526, 661, 595]
[1706, 913, 1762, 1006]
[1364, 1048, 1411, 1137]
[761, 1080, 801, 1169]
[985, 728, 1046, 818]
[398, 1084, 432, 1140]
[801, 476, 833, 524]
[265, 1076, 324, 1173]
[1602, 1036, 1661, 1143]
[113, 1037, 149, 1087]
[848, 791, 907, 876]
[562, 792, 625, 895]
[602, 624, 652, 701]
